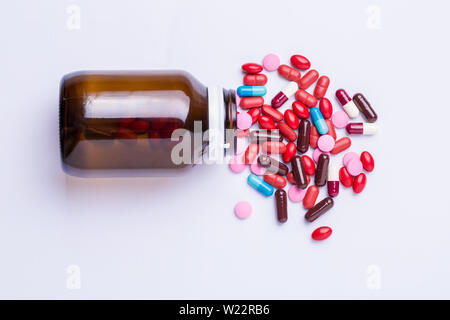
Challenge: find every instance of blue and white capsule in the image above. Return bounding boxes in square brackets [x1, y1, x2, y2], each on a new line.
[237, 85, 267, 97]
[310, 107, 328, 135]
[247, 174, 274, 197]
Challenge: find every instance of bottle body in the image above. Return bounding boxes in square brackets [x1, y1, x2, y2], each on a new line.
[59, 70, 235, 175]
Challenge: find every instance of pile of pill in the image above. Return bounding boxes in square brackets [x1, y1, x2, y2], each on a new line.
[231, 53, 377, 241]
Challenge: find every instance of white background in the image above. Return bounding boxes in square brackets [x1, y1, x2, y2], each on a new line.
[1, 0, 449, 299]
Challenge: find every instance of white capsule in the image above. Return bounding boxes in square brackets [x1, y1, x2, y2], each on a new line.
[363, 123, 378, 135]
[328, 163, 339, 181]
[281, 81, 299, 97]
[342, 100, 360, 118]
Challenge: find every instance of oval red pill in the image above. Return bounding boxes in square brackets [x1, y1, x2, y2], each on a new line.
[360, 151, 375, 172]
[339, 166, 353, 187]
[242, 63, 263, 74]
[314, 76, 330, 99]
[290, 55, 311, 70]
[353, 173, 367, 193]
[262, 104, 284, 122]
[310, 125, 319, 149]
[319, 98, 333, 119]
[298, 70, 319, 90]
[264, 173, 287, 189]
[301, 155, 315, 175]
[292, 101, 310, 119]
[277, 64, 301, 81]
[284, 109, 299, 130]
[282, 142, 296, 162]
[330, 137, 351, 155]
[240, 96, 264, 109]
[244, 73, 267, 86]
[295, 89, 318, 108]
[258, 115, 276, 130]
[247, 108, 261, 125]
[303, 185, 319, 209]
[286, 171, 296, 184]
[277, 122, 297, 142]
[262, 141, 286, 154]
[312, 226, 332, 241]
[244, 144, 260, 164]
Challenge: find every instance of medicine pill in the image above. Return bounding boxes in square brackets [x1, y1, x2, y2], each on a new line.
[284, 109, 299, 129]
[258, 154, 288, 176]
[314, 76, 330, 99]
[262, 104, 284, 122]
[327, 164, 339, 197]
[315, 153, 329, 187]
[360, 151, 375, 172]
[288, 185, 306, 202]
[264, 173, 287, 189]
[296, 119, 311, 153]
[319, 98, 333, 119]
[295, 89, 318, 108]
[247, 174, 274, 196]
[244, 143, 260, 164]
[291, 156, 309, 189]
[234, 201, 252, 219]
[339, 166, 354, 187]
[282, 142, 296, 162]
[242, 63, 263, 74]
[275, 189, 288, 223]
[247, 108, 261, 125]
[353, 93, 377, 123]
[277, 122, 297, 142]
[249, 130, 282, 144]
[317, 134, 335, 152]
[290, 54, 311, 70]
[305, 197, 334, 222]
[336, 89, 360, 118]
[346, 158, 363, 176]
[303, 185, 319, 209]
[272, 81, 298, 109]
[262, 141, 286, 154]
[240, 96, 264, 109]
[263, 53, 280, 71]
[310, 125, 319, 148]
[292, 101, 310, 119]
[353, 173, 367, 193]
[313, 148, 330, 163]
[244, 74, 268, 86]
[298, 70, 319, 89]
[346, 123, 378, 135]
[237, 112, 252, 130]
[229, 155, 246, 173]
[258, 115, 276, 130]
[302, 155, 315, 175]
[310, 107, 328, 135]
[278, 64, 301, 81]
[237, 85, 267, 97]
[330, 137, 351, 154]
[311, 226, 332, 241]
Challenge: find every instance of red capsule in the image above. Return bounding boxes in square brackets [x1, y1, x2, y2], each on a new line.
[240, 96, 264, 109]
[129, 120, 150, 133]
[247, 108, 261, 125]
[330, 137, 351, 155]
[301, 155, 315, 175]
[298, 70, 319, 90]
[286, 171, 296, 184]
[283, 109, 299, 130]
[312, 226, 332, 241]
[314, 76, 330, 99]
[244, 73, 267, 86]
[258, 115, 276, 130]
[339, 167, 353, 187]
[290, 54, 311, 70]
[292, 101, 310, 119]
[360, 151, 375, 172]
[303, 185, 319, 209]
[242, 63, 263, 74]
[319, 98, 333, 119]
[262, 104, 284, 122]
[264, 173, 287, 189]
[277, 64, 301, 81]
[295, 89, 318, 108]
[353, 173, 367, 193]
[310, 125, 319, 149]
[262, 141, 286, 154]
[244, 143, 260, 164]
[325, 119, 337, 140]
[282, 142, 296, 163]
[277, 122, 297, 142]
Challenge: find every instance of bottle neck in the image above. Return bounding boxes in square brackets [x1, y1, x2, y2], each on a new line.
[207, 86, 237, 163]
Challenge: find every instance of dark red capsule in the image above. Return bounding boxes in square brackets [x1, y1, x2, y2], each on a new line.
[291, 156, 308, 189]
[275, 189, 288, 223]
[305, 197, 334, 222]
[296, 119, 311, 154]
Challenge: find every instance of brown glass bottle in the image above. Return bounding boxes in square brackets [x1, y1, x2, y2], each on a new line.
[59, 71, 236, 175]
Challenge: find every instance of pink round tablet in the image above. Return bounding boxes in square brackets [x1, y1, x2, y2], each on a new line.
[317, 135, 335, 152]
[313, 148, 331, 163]
[342, 152, 359, 167]
[237, 112, 252, 130]
[262, 53, 280, 72]
[331, 110, 350, 129]
[250, 162, 266, 176]
[234, 201, 252, 219]
[288, 185, 306, 202]
[346, 158, 363, 176]
[229, 155, 246, 173]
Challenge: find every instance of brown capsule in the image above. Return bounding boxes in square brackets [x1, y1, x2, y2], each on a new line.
[249, 130, 283, 144]
[275, 189, 288, 223]
[315, 154, 329, 187]
[257, 155, 288, 176]
[291, 156, 308, 189]
[352, 93, 377, 123]
[296, 119, 311, 154]
[305, 197, 334, 222]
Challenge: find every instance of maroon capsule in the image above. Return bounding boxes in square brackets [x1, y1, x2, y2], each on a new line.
[291, 156, 308, 189]
[305, 197, 334, 222]
[275, 189, 288, 223]
[336, 89, 352, 106]
[257, 154, 288, 176]
[315, 154, 329, 187]
[249, 130, 283, 144]
[296, 119, 311, 154]
[353, 93, 378, 123]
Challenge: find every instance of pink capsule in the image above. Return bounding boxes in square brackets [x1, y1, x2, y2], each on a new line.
[271, 81, 298, 109]
[314, 76, 330, 99]
[327, 164, 339, 197]
[298, 70, 319, 90]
